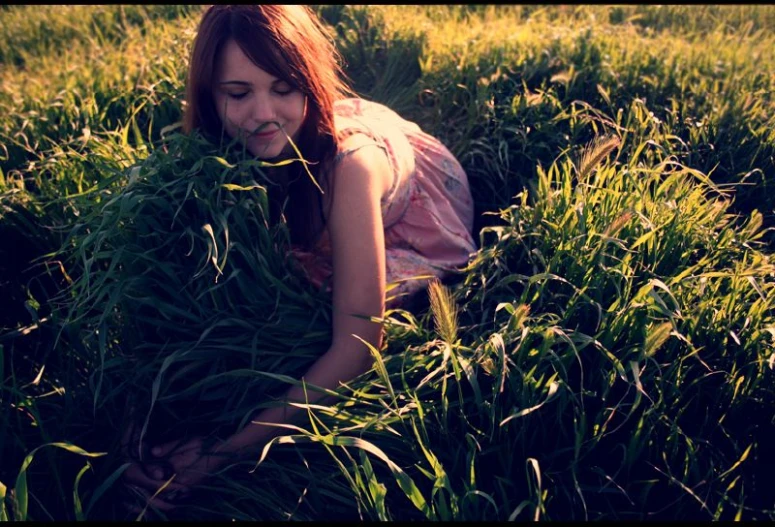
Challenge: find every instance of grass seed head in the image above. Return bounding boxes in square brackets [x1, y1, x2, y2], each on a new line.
[427, 278, 459, 345]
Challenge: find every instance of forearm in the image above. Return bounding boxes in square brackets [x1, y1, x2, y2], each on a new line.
[219, 342, 375, 459]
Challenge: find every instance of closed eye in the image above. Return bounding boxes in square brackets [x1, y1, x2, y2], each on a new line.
[272, 84, 295, 96]
[226, 92, 248, 100]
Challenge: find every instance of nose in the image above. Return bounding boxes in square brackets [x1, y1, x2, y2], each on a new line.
[248, 93, 276, 128]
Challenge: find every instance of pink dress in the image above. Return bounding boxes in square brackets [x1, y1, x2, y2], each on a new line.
[291, 98, 476, 307]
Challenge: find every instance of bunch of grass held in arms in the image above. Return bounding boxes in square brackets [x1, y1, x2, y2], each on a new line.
[51, 129, 342, 494]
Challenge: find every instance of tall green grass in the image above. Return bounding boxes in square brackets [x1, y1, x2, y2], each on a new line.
[2, 4, 775, 522]
[0, 5, 202, 67]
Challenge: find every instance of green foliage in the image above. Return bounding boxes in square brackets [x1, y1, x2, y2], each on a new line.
[59, 131, 334, 434]
[1, 4, 775, 522]
[0, 5, 202, 67]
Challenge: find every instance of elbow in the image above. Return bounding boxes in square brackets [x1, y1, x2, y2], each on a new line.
[330, 332, 381, 373]
[358, 334, 381, 373]
[352, 335, 380, 372]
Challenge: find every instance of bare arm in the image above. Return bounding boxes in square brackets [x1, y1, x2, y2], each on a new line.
[218, 144, 391, 460]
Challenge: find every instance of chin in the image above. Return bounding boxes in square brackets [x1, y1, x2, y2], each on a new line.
[253, 141, 303, 162]
[248, 142, 285, 160]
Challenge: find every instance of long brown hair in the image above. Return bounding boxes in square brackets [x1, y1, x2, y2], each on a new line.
[183, 5, 353, 248]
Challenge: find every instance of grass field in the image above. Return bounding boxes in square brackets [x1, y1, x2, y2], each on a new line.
[1, 4, 774, 521]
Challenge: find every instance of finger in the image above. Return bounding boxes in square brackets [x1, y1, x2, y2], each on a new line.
[150, 438, 189, 459]
[140, 459, 175, 481]
[127, 451, 175, 481]
[122, 463, 186, 494]
[147, 464, 171, 481]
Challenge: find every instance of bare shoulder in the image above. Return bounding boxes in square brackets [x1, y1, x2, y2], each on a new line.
[323, 134, 392, 218]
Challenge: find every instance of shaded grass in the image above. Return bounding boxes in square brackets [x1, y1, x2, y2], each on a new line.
[1, 4, 775, 522]
[296, 144, 775, 520]
[5, 136, 774, 521]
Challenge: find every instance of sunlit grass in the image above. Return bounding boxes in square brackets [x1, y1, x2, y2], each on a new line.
[1, 4, 775, 522]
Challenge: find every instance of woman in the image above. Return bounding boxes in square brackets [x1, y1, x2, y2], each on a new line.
[122, 4, 476, 512]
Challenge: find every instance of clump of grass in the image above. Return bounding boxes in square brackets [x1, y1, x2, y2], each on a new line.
[16, 129, 376, 521]
[270, 142, 775, 521]
[455, 144, 774, 520]
[55, 129, 335, 435]
[3, 4, 775, 522]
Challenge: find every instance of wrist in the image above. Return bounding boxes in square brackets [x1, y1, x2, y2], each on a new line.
[215, 422, 274, 462]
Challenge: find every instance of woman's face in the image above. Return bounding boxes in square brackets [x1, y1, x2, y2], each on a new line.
[213, 39, 307, 159]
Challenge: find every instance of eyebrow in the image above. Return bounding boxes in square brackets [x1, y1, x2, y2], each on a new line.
[218, 78, 289, 87]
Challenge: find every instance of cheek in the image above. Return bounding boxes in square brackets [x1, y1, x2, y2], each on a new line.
[221, 105, 239, 126]
[214, 96, 240, 127]
[288, 94, 307, 122]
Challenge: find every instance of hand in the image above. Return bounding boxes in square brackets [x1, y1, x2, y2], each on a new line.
[118, 412, 185, 515]
[124, 436, 226, 514]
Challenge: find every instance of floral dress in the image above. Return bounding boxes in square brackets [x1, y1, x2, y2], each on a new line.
[291, 97, 476, 308]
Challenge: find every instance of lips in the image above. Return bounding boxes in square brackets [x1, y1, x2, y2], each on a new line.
[249, 128, 278, 142]
[250, 123, 280, 135]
